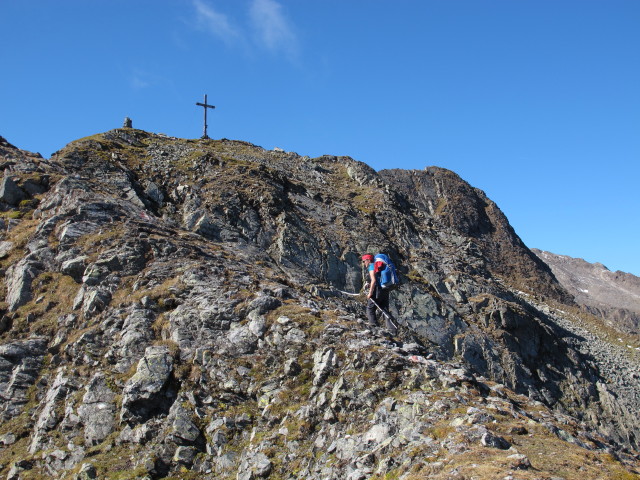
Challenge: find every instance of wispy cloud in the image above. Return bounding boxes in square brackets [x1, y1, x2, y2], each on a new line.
[249, 0, 299, 58]
[131, 75, 150, 90]
[130, 68, 161, 90]
[192, 0, 242, 46]
[191, 0, 299, 60]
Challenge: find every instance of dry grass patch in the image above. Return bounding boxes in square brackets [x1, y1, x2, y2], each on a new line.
[2, 273, 79, 339]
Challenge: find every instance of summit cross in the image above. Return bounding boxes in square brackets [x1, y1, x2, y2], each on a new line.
[196, 94, 215, 139]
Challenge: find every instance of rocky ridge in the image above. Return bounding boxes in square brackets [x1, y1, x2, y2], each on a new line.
[0, 130, 638, 479]
[533, 249, 640, 336]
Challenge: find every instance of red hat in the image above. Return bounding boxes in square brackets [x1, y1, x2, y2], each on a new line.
[361, 254, 374, 262]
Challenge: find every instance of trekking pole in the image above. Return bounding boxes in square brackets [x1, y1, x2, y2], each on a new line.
[336, 289, 401, 334]
[369, 297, 399, 331]
[337, 290, 362, 297]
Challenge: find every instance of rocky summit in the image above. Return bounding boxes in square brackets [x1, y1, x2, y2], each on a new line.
[0, 130, 638, 480]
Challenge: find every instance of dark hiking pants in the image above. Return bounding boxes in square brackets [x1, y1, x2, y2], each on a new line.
[366, 287, 395, 332]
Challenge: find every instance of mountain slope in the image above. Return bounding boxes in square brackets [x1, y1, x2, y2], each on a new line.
[533, 249, 640, 336]
[379, 167, 571, 303]
[0, 129, 638, 479]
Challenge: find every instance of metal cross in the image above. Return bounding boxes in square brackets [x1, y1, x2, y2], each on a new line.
[196, 94, 215, 139]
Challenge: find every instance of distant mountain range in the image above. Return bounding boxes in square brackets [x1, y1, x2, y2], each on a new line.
[533, 249, 640, 336]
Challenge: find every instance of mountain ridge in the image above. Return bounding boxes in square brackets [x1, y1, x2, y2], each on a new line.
[533, 249, 640, 337]
[0, 129, 638, 479]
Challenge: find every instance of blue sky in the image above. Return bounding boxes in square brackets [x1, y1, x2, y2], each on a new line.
[2, 1, 639, 276]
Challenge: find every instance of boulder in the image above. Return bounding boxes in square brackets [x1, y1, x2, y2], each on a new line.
[167, 403, 203, 447]
[5, 259, 42, 311]
[61, 256, 88, 282]
[0, 241, 13, 259]
[0, 177, 26, 206]
[237, 451, 272, 480]
[144, 181, 164, 206]
[225, 324, 259, 357]
[82, 288, 112, 318]
[120, 346, 174, 424]
[480, 431, 511, 450]
[78, 372, 117, 446]
[312, 347, 338, 387]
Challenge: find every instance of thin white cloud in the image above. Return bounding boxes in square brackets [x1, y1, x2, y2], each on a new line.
[128, 67, 173, 91]
[192, 0, 242, 45]
[131, 75, 149, 90]
[130, 68, 157, 90]
[190, 0, 300, 60]
[249, 0, 299, 58]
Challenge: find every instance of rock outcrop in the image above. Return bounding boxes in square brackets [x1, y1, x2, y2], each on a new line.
[0, 130, 637, 479]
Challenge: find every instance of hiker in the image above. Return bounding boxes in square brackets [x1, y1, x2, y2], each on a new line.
[362, 253, 398, 335]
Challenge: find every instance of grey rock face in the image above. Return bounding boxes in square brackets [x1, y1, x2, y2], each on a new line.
[0, 338, 47, 420]
[120, 345, 174, 424]
[0, 176, 27, 206]
[0, 131, 638, 479]
[166, 402, 203, 448]
[81, 287, 112, 318]
[167, 276, 247, 359]
[29, 369, 78, 453]
[237, 451, 272, 480]
[111, 308, 156, 372]
[61, 255, 88, 282]
[0, 241, 13, 259]
[5, 259, 42, 311]
[78, 372, 117, 446]
[225, 324, 259, 357]
[57, 221, 98, 244]
[380, 167, 570, 302]
[312, 347, 338, 387]
[144, 180, 164, 206]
